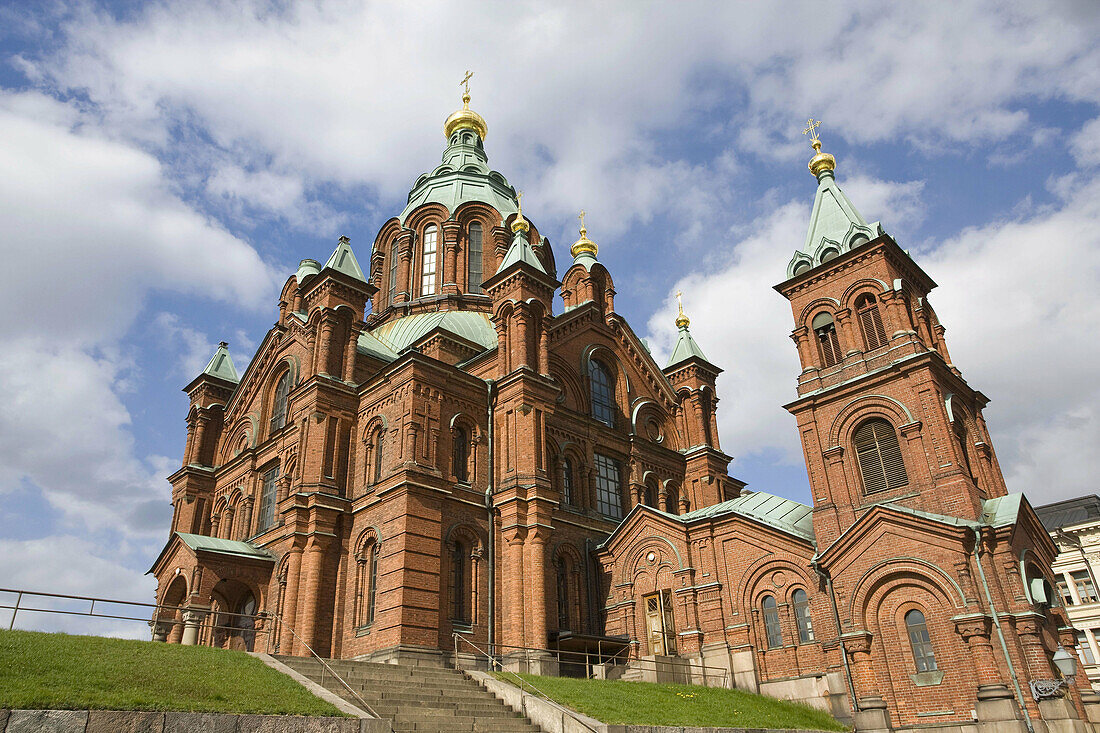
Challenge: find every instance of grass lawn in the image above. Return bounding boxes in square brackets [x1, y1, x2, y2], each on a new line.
[494, 672, 847, 730]
[0, 629, 345, 716]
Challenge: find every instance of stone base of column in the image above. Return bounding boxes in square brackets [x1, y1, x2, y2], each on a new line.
[1038, 697, 1090, 733]
[854, 697, 892, 733]
[500, 651, 558, 677]
[977, 684, 1023, 721]
[1080, 690, 1100, 725]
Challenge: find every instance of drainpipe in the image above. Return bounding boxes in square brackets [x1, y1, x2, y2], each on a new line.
[484, 379, 497, 654]
[972, 525, 1035, 733]
[812, 557, 857, 716]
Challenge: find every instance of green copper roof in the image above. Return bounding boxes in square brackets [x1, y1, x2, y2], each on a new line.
[357, 330, 400, 361]
[786, 169, 884, 278]
[666, 324, 709, 368]
[398, 130, 518, 224]
[676, 491, 815, 542]
[498, 229, 547, 274]
[324, 236, 367, 282]
[982, 493, 1024, 528]
[201, 342, 239, 383]
[176, 532, 273, 561]
[367, 310, 497, 355]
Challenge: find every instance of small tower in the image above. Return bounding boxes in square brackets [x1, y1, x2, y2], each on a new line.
[662, 293, 736, 509]
[560, 211, 615, 316]
[776, 123, 1007, 548]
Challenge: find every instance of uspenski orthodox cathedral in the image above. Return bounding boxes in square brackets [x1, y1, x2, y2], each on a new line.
[150, 82, 1100, 732]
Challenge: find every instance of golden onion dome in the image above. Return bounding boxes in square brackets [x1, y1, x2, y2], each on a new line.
[808, 139, 836, 177]
[444, 91, 488, 141]
[511, 191, 529, 233]
[570, 211, 598, 258]
[675, 290, 690, 328]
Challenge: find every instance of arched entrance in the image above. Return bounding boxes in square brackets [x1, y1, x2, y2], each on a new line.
[210, 580, 259, 652]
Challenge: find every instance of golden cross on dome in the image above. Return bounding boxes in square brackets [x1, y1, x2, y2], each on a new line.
[516, 190, 523, 216]
[578, 210, 586, 232]
[803, 118, 822, 145]
[460, 70, 474, 96]
[676, 290, 684, 315]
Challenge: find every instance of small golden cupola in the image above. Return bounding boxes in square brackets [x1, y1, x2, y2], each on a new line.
[444, 70, 488, 141]
[570, 210, 599, 259]
[804, 117, 836, 179]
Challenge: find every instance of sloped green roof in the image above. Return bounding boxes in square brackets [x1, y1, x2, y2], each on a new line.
[682, 492, 815, 541]
[357, 330, 400, 361]
[498, 230, 547, 274]
[785, 168, 884, 279]
[367, 311, 497, 355]
[201, 343, 239, 383]
[982, 493, 1024, 528]
[176, 532, 274, 561]
[666, 324, 709, 368]
[324, 237, 367, 282]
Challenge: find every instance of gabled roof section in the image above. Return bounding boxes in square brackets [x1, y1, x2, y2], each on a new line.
[982, 493, 1024, 528]
[177, 532, 275, 561]
[367, 311, 497, 356]
[324, 236, 367, 282]
[498, 231, 547, 274]
[804, 175, 870, 254]
[201, 342, 239, 383]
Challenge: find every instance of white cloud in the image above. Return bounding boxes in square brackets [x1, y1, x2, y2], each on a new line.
[1070, 116, 1100, 168]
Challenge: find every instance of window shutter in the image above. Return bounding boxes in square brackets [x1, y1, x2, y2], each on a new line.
[854, 419, 909, 493]
[857, 297, 889, 351]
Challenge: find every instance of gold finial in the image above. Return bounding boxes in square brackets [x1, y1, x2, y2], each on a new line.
[511, 190, 529, 233]
[803, 117, 835, 177]
[444, 70, 488, 140]
[570, 209, 598, 258]
[675, 290, 690, 328]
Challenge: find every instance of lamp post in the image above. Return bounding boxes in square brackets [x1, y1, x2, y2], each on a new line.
[1031, 645, 1078, 700]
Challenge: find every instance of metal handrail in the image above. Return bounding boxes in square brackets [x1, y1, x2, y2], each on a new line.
[478, 639, 730, 688]
[453, 633, 601, 733]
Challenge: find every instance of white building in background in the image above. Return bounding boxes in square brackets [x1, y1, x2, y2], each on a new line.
[1036, 495, 1100, 690]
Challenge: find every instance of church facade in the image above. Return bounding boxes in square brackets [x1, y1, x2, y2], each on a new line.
[150, 91, 1098, 732]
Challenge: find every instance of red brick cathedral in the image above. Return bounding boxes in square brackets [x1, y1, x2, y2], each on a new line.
[151, 93, 1096, 731]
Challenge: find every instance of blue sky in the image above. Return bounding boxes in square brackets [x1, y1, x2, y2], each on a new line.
[1, 0, 1099, 635]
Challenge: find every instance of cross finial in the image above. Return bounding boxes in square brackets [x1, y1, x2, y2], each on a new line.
[578, 209, 586, 234]
[516, 190, 523, 216]
[676, 290, 684, 315]
[803, 118, 822, 150]
[460, 70, 474, 98]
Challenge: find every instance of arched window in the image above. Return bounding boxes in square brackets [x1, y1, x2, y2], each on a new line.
[762, 595, 783, 648]
[420, 225, 438, 296]
[820, 247, 840, 263]
[562, 457, 574, 505]
[644, 482, 658, 508]
[388, 241, 399, 306]
[453, 426, 469, 483]
[589, 359, 616, 427]
[952, 413, 974, 479]
[793, 589, 814, 643]
[853, 418, 909, 493]
[594, 453, 623, 520]
[257, 464, 279, 531]
[372, 427, 385, 484]
[269, 371, 291, 434]
[451, 541, 468, 624]
[556, 559, 570, 631]
[467, 223, 483, 294]
[811, 312, 842, 368]
[905, 609, 937, 672]
[363, 542, 380, 626]
[856, 293, 888, 351]
[233, 593, 257, 652]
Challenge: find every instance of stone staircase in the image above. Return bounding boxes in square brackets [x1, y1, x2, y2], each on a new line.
[274, 656, 544, 733]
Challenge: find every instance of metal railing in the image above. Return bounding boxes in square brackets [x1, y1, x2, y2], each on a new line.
[453, 633, 601, 733]
[0, 587, 376, 718]
[462, 638, 730, 688]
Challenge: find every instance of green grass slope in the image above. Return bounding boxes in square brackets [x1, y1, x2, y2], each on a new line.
[496, 673, 847, 730]
[0, 629, 344, 716]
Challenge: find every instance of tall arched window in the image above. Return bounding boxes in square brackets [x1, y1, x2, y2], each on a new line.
[594, 453, 623, 520]
[233, 593, 257, 652]
[793, 589, 814, 643]
[388, 241, 399, 306]
[556, 559, 570, 631]
[269, 371, 290, 434]
[372, 427, 385, 484]
[811, 312, 842, 367]
[365, 542, 379, 626]
[905, 609, 937, 672]
[257, 464, 279, 531]
[853, 418, 909, 493]
[451, 541, 468, 624]
[856, 293, 888, 351]
[467, 223, 483, 294]
[644, 482, 658, 508]
[952, 413, 974, 480]
[762, 595, 783, 648]
[562, 457, 574, 505]
[420, 225, 438, 296]
[589, 359, 615, 427]
[453, 426, 469, 483]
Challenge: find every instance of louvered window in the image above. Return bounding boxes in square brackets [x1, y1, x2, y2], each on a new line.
[856, 294, 888, 351]
[762, 595, 783, 648]
[812, 312, 842, 368]
[468, 223, 483, 294]
[853, 418, 908, 493]
[905, 609, 937, 672]
[793, 589, 814, 643]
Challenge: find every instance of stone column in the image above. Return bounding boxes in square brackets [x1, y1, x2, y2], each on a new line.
[834, 308, 859, 357]
[280, 549, 303, 654]
[239, 498, 254, 540]
[181, 607, 207, 646]
[790, 327, 815, 373]
[514, 306, 530, 369]
[502, 527, 526, 670]
[191, 413, 209, 466]
[396, 229, 413, 303]
[317, 311, 337, 377]
[843, 631, 891, 731]
[297, 536, 329, 652]
[343, 320, 364, 383]
[442, 220, 461, 294]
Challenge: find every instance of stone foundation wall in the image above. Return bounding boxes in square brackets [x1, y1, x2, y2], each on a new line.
[0, 710, 391, 733]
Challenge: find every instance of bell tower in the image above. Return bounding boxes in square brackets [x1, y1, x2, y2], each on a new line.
[775, 123, 1008, 549]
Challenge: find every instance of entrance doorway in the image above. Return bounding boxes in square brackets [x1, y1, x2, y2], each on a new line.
[643, 590, 677, 656]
